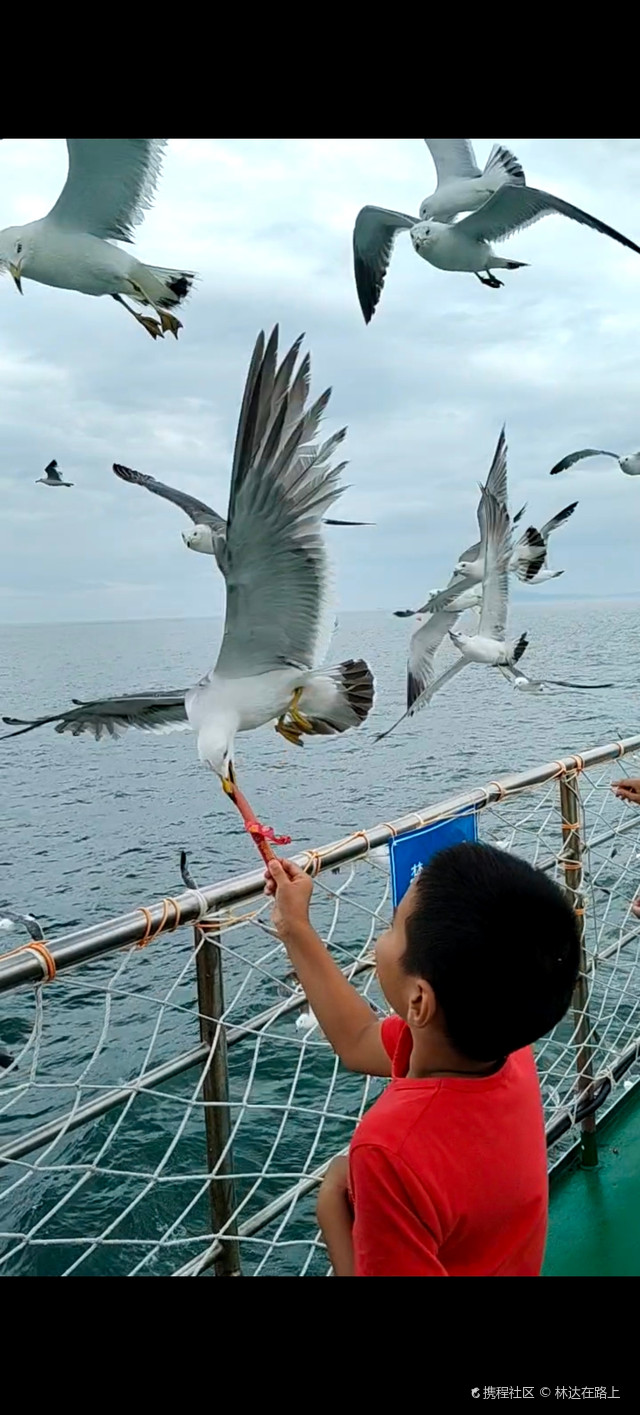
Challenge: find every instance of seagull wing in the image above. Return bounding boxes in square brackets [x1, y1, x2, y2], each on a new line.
[1, 691, 190, 741]
[499, 664, 613, 692]
[112, 464, 226, 532]
[46, 139, 167, 242]
[458, 184, 640, 255]
[424, 139, 481, 185]
[0, 910, 45, 940]
[512, 502, 527, 526]
[550, 449, 619, 475]
[477, 490, 512, 640]
[353, 206, 418, 323]
[457, 427, 508, 564]
[407, 610, 460, 709]
[511, 526, 547, 582]
[483, 426, 508, 506]
[375, 659, 469, 743]
[539, 501, 578, 543]
[213, 327, 346, 679]
[421, 572, 476, 614]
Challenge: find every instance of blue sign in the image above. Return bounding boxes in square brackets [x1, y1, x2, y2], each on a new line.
[388, 808, 478, 908]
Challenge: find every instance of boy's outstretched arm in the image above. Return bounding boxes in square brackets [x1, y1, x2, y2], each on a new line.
[265, 859, 392, 1077]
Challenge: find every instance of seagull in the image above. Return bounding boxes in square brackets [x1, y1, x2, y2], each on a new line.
[0, 908, 46, 940]
[417, 429, 544, 614]
[0, 140, 195, 340]
[426, 495, 577, 612]
[112, 462, 372, 554]
[393, 584, 482, 619]
[354, 157, 640, 320]
[448, 491, 527, 669]
[377, 485, 523, 741]
[498, 665, 614, 694]
[550, 448, 640, 478]
[36, 458, 73, 488]
[354, 139, 526, 320]
[507, 501, 578, 583]
[1, 327, 375, 840]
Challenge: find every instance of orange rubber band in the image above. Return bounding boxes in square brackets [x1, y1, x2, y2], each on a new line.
[137, 897, 182, 949]
[0, 938, 57, 982]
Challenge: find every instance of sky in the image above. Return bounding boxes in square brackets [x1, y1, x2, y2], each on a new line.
[1, 137, 640, 625]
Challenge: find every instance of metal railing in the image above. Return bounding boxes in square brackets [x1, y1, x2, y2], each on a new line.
[2, 732, 640, 1276]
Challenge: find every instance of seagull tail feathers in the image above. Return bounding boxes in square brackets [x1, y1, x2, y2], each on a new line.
[138, 266, 196, 310]
[483, 145, 526, 187]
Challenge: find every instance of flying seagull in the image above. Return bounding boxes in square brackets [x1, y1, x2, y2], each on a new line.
[112, 462, 372, 554]
[354, 139, 525, 321]
[2, 327, 375, 838]
[498, 665, 614, 694]
[36, 459, 73, 488]
[0, 139, 195, 340]
[377, 485, 525, 741]
[550, 448, 640, 478]
[417, 429, 547, 614]
[354, 155, 640, 321]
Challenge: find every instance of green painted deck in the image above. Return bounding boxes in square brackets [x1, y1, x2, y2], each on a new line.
[544, 1087, 640, 1276]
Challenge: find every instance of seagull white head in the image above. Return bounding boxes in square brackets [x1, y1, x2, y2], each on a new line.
[410, 221, 435, 254]
[418, 198, 436, 221]
[195, 716, 237, 790]
[0, 224, 33, 293]
[619, 453, 640, 477]
[182, 523, 215, 554]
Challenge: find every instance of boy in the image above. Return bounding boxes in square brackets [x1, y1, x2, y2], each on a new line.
[265, 841, 580, 1277]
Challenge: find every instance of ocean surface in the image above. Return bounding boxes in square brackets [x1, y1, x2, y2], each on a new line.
[0, 603, 638, 1274]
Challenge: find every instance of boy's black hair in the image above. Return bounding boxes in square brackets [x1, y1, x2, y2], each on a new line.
[403, 841, 580, 1062]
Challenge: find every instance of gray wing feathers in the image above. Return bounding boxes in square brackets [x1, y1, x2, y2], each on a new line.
[215, 329, 345, 679]
[1, 690, 189, 741]
[539, 501, 578, 542]
[478, 491, 511, 640]
[457, 427, 508, 565]
[407, 610, 460, 708]
[47, 139, 167, 242]
[112, 464, 225, 531]
[550, 449, 619, 475]
[424, 139, 480, 183]
[460, 185, 640, 255]
[353, 206, 418, 323]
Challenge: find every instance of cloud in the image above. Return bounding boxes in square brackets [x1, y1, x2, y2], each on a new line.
[1, 136, 640, 624]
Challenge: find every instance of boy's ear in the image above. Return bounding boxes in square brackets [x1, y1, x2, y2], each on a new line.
[407, 979, 436, 1029]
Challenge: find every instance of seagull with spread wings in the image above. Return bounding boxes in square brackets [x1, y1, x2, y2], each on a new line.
[0, 139, 194, 340]
[1, 328, 375, 844]
[353, 138, 640, 321]
[354, 138, 525, 321]
[36, 459, 73, 488]
[376, 485, 525, 742]
[112, 461, 371, 554]
[550, 447, 640, 478]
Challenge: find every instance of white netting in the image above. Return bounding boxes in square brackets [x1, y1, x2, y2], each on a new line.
[1, 742, 640, 1277]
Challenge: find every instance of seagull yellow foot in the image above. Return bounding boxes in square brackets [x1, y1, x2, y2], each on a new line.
[137, 314, 164, 339]
[159, 310, 182, 339]
[287, 687, 314, 733]
[275, 719, 304, 746]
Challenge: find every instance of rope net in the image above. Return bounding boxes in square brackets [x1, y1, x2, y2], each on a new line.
[1, 743, 640, 1276]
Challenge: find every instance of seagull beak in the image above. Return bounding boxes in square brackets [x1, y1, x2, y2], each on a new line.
[9, 261, 23, 293]
[221, 760, 236, 796]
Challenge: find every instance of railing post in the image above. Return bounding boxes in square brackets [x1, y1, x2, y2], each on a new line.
[558, 767, 598, 1168]
[193, 919, 242, 1275]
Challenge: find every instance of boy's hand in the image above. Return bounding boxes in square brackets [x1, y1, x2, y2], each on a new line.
[264, 858, 314, 942]
[612, 778, 640, 805]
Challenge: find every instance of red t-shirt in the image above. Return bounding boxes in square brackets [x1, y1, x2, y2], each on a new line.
[348, 1015, 548, 1277]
